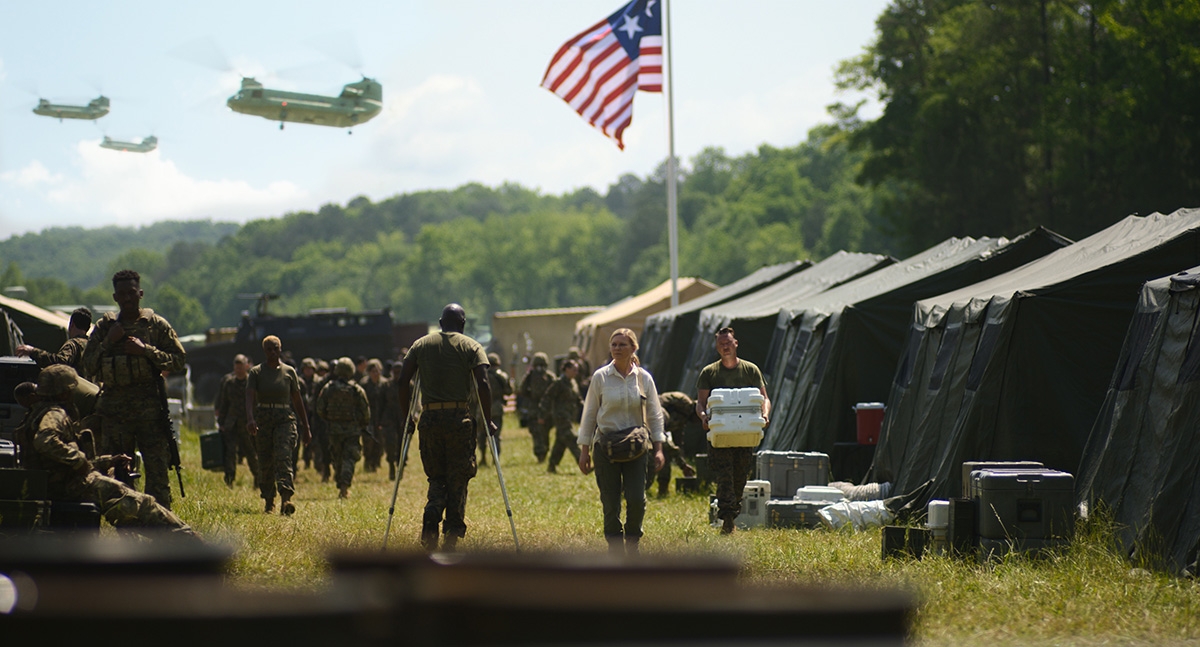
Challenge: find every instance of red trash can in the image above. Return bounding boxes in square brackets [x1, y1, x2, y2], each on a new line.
[853, 402, 886, 445]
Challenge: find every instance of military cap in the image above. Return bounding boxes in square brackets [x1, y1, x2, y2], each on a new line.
[301, 357, 317, 369]
[567, 346, 581, 359]
[532, 352, 549, 367]
[318, 359, 330, 372]
[335, 357, 355, 379]
[38, 365, 79, 396]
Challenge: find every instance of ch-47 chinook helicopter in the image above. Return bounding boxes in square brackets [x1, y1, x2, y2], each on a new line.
[226, 76, 382, 132]
[32, 96, 110, 121]
[99, 135, 157, 153]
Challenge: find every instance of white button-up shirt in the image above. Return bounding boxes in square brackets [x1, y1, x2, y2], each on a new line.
[578, 362, 665, 446]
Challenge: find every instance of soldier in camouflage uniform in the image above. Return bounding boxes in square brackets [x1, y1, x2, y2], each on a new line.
[396, 304, 497, 552]
[647, 391, 699, 497]
[23, 365, 196, 538]
[539, 359, 582, 474]
[305, 358, 333, 482]
[317, 357, 371, 498]
[17, 307, 93, 379]
[246, 335, 311, 515]
[359, 358, 386, 472]
[381, 361, 405, 480]
[214, 354, 259, 488]
[480, 352, 512, 466]
[566, 346, 591, 396]
[81, 270, 186, 509]
[696, 327, 770, 534]
[519, 352, 556, 462]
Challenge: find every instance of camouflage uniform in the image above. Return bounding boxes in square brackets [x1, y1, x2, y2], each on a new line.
[24, 367, 194, 537]
[306, 371, 332, 481]
[406, 330, 488, 546]
[359, 372, 387, 472]
[28, 336, 90, 378]
[480, 354, 512, 465]
[380, 368, 404, 477]
[317, 365, 370, 493]
[697, 359, 767, 525]
[647, 391, 699, 496]
[248, 362, 303, 507]
[81, 308, 186, 509]
[214, 371, 259, 486]
[539, 371, 582, 472]
[519, 353, 556, 462]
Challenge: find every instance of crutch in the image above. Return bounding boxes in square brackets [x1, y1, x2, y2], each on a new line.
[474, 384, 520, 551]
[383, 376, 420, 550]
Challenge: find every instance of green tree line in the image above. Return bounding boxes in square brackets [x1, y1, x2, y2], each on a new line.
[0, 127, 889, 336]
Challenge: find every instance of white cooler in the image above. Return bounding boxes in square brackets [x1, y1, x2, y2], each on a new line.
[706, 387, 766, 448]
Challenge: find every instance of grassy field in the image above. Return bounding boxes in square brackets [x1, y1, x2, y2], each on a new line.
[170, 417, 1200, 646]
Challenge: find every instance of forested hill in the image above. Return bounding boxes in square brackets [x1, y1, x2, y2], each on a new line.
[0, 220, 239, 290]
[0, 127, 892, 336]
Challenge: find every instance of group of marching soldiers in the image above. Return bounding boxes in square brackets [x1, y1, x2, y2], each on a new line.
[215, 352, 412, 504]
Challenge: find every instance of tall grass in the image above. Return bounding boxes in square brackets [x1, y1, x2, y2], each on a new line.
[171, 417, 1200, 645]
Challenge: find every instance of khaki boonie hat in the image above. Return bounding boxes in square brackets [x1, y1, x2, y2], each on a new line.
[38, 365, 79, 396]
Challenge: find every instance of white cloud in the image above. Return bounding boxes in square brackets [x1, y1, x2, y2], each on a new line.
[35, 141, 311, 226]
[1, 160, 61, 187]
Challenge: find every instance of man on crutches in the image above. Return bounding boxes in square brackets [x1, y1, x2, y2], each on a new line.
[394, 304, 497, 553]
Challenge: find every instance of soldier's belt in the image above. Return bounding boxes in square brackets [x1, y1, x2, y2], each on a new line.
[257, 403, 291, 410]
[424, 401, 469, 411]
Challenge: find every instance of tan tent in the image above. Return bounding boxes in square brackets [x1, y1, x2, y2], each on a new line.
[574, 277, 718, 369]
[492, 305, 605, 369]
[0, 294, 68, 356]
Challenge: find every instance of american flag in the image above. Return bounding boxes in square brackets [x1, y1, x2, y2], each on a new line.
[541, 0, 663, 150]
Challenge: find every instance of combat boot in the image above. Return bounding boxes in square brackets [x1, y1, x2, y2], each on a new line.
[388, 462, 396, 481]
[421, 531, 439, 553]
[625, 536, 640, 555]
[264, 498, 275, 514]
[441, 534, 459, 553]
[280, 498, 296, 516]
[338, 486, 349, 499]
[720, 517, 735, 535]
[606, 536, 624, 556]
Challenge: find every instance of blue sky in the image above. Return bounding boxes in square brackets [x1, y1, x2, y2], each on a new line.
[0, 1, 889, 239]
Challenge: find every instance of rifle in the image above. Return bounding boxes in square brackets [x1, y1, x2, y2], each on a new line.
[157, 375, 186, 498]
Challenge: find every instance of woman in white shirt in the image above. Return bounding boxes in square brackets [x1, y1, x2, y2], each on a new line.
[578, 328, 665, 555]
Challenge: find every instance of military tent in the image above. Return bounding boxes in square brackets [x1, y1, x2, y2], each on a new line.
[640, 260, 811, 392]
[0, 294, 68, 356]
[1076, 265, 1200, 575]
[678, 251, 893, 395]
[870, 208, 1200, 503]
[573, 277, 718, 370]
[763, 229, 1070, 456]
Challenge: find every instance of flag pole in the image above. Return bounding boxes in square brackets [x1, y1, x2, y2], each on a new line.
[663, 0, 680, 308]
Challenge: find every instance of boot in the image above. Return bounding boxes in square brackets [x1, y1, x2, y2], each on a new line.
[421, 531, 439, 553]
[720, 517, 735, 535]
[264, 498, 275, 514]
[224, 474, 235, 489]
[625, 536, 640, 555]
[338, 486, 349, 499]
[280, 498, 296, 516]
[606, 536, 625, 556]
[441, 535, 459, 553]
[388, 462, 396, 481]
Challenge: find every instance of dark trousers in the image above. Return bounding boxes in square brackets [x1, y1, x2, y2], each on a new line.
[419, 409, 478, 540]
[328, 431, 362, 489]
[254, 410, 297, 502]
[548, 419, 580, 469]
[709, 445, 753, 521]
[592, 449, 648, 539]
[221, 419, 259, 483]
[100, 412, 173, 510]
